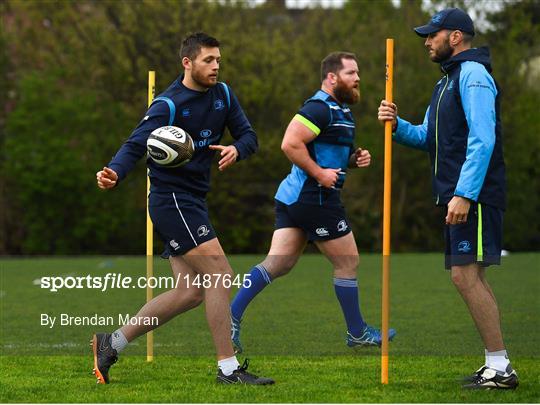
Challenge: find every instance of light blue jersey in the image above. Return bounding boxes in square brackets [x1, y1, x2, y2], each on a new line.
[275, 90, 355, 206]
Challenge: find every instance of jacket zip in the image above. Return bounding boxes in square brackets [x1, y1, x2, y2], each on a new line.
[435, 73, 449, 204]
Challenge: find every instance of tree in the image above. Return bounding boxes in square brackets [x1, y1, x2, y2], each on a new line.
[2, 0, 538, 254]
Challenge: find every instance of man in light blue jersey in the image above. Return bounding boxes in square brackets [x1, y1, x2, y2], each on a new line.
[378, 8, 517, 390]
[230, 52, 396, 353]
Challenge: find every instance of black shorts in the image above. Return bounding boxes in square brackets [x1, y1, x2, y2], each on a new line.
[274, 199, 352, 241]
[149, 191, 217, 256]
[444, 202, 503, 269]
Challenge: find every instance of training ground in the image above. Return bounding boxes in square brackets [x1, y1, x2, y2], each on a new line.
[0, 253, 538, 402]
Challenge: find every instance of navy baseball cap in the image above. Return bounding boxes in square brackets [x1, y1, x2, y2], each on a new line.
[414, 8, 475, 37]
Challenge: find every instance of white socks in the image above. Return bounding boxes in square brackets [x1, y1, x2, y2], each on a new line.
[485, 349, 510, 373]
[111, 330, 129, 353]
[110, 331, 241, 374]
[218, 356, 240, 376]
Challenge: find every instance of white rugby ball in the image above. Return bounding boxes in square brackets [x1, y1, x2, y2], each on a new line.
[147, 126, 194, 167]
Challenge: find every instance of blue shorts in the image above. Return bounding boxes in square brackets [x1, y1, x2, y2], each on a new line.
[274, 199, 352, 241]
[149, 191, 216, 256]
[444, 202, 503, 269]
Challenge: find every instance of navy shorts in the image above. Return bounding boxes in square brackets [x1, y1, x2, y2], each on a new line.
[274, 199, 352, 241]
[149, 191, 216, 256]
[444, 202, 503, 269]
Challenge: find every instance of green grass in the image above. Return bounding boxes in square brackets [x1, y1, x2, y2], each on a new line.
[2, 355, 539, 403]
[1, 253, 539, 402]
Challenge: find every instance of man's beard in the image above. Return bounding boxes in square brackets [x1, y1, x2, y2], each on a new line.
[191, 65, 217, 89]
[430, 37, 453, 63]
[334, 78, 359, 105]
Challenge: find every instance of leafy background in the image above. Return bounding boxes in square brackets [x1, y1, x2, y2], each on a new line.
[1, 0, 539, 255]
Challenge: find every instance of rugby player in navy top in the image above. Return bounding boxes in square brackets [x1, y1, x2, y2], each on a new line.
[94, 32, 273, 385]
[230, 52, 396, 353]
[378, 9, 517, 389]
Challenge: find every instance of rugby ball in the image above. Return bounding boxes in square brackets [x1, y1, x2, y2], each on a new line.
[147, 126, 194, 167]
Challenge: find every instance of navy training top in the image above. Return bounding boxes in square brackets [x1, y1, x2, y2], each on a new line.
[275, 90, 355, 206]
[108, 75, 258, 197]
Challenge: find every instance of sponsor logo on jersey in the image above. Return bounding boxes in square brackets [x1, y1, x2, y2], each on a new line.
[316, 227, 329, 237]
[214, 99, 225, 110]
[200, 129, 212, 138]
[169, 240, 180, 250]
[182, 108, 191, 117]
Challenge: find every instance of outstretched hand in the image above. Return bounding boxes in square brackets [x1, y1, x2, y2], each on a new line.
[209, 145, 239, 171]
[96, 167, 118, 189]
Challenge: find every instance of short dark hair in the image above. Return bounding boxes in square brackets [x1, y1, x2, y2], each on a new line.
[180, 32, 220, 60]
[443, 29, 474, 45]
[462, 31, 474, 44]
[321, 52, 357, 82]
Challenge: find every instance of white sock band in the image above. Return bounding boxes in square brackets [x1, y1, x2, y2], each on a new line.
[487, 349, 510, 373]
[218, 356, 240, 376]
[111, 330, 129, 353]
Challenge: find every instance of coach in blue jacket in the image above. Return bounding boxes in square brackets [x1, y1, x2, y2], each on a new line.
[378, 9, 517, 390]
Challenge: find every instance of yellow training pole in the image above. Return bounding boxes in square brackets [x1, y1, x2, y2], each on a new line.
[381, 39, 394, 385]
[147, 71, 155, 362]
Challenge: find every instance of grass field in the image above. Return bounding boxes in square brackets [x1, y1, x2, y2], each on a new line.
[1, 253, 539, 402]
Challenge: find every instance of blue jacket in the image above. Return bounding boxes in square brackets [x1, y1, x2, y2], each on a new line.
[108, 75, 257, 197]
[394, 47, 506, 209]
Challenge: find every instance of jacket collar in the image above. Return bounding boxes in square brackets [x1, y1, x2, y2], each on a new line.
[440, 46, 492, 74]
